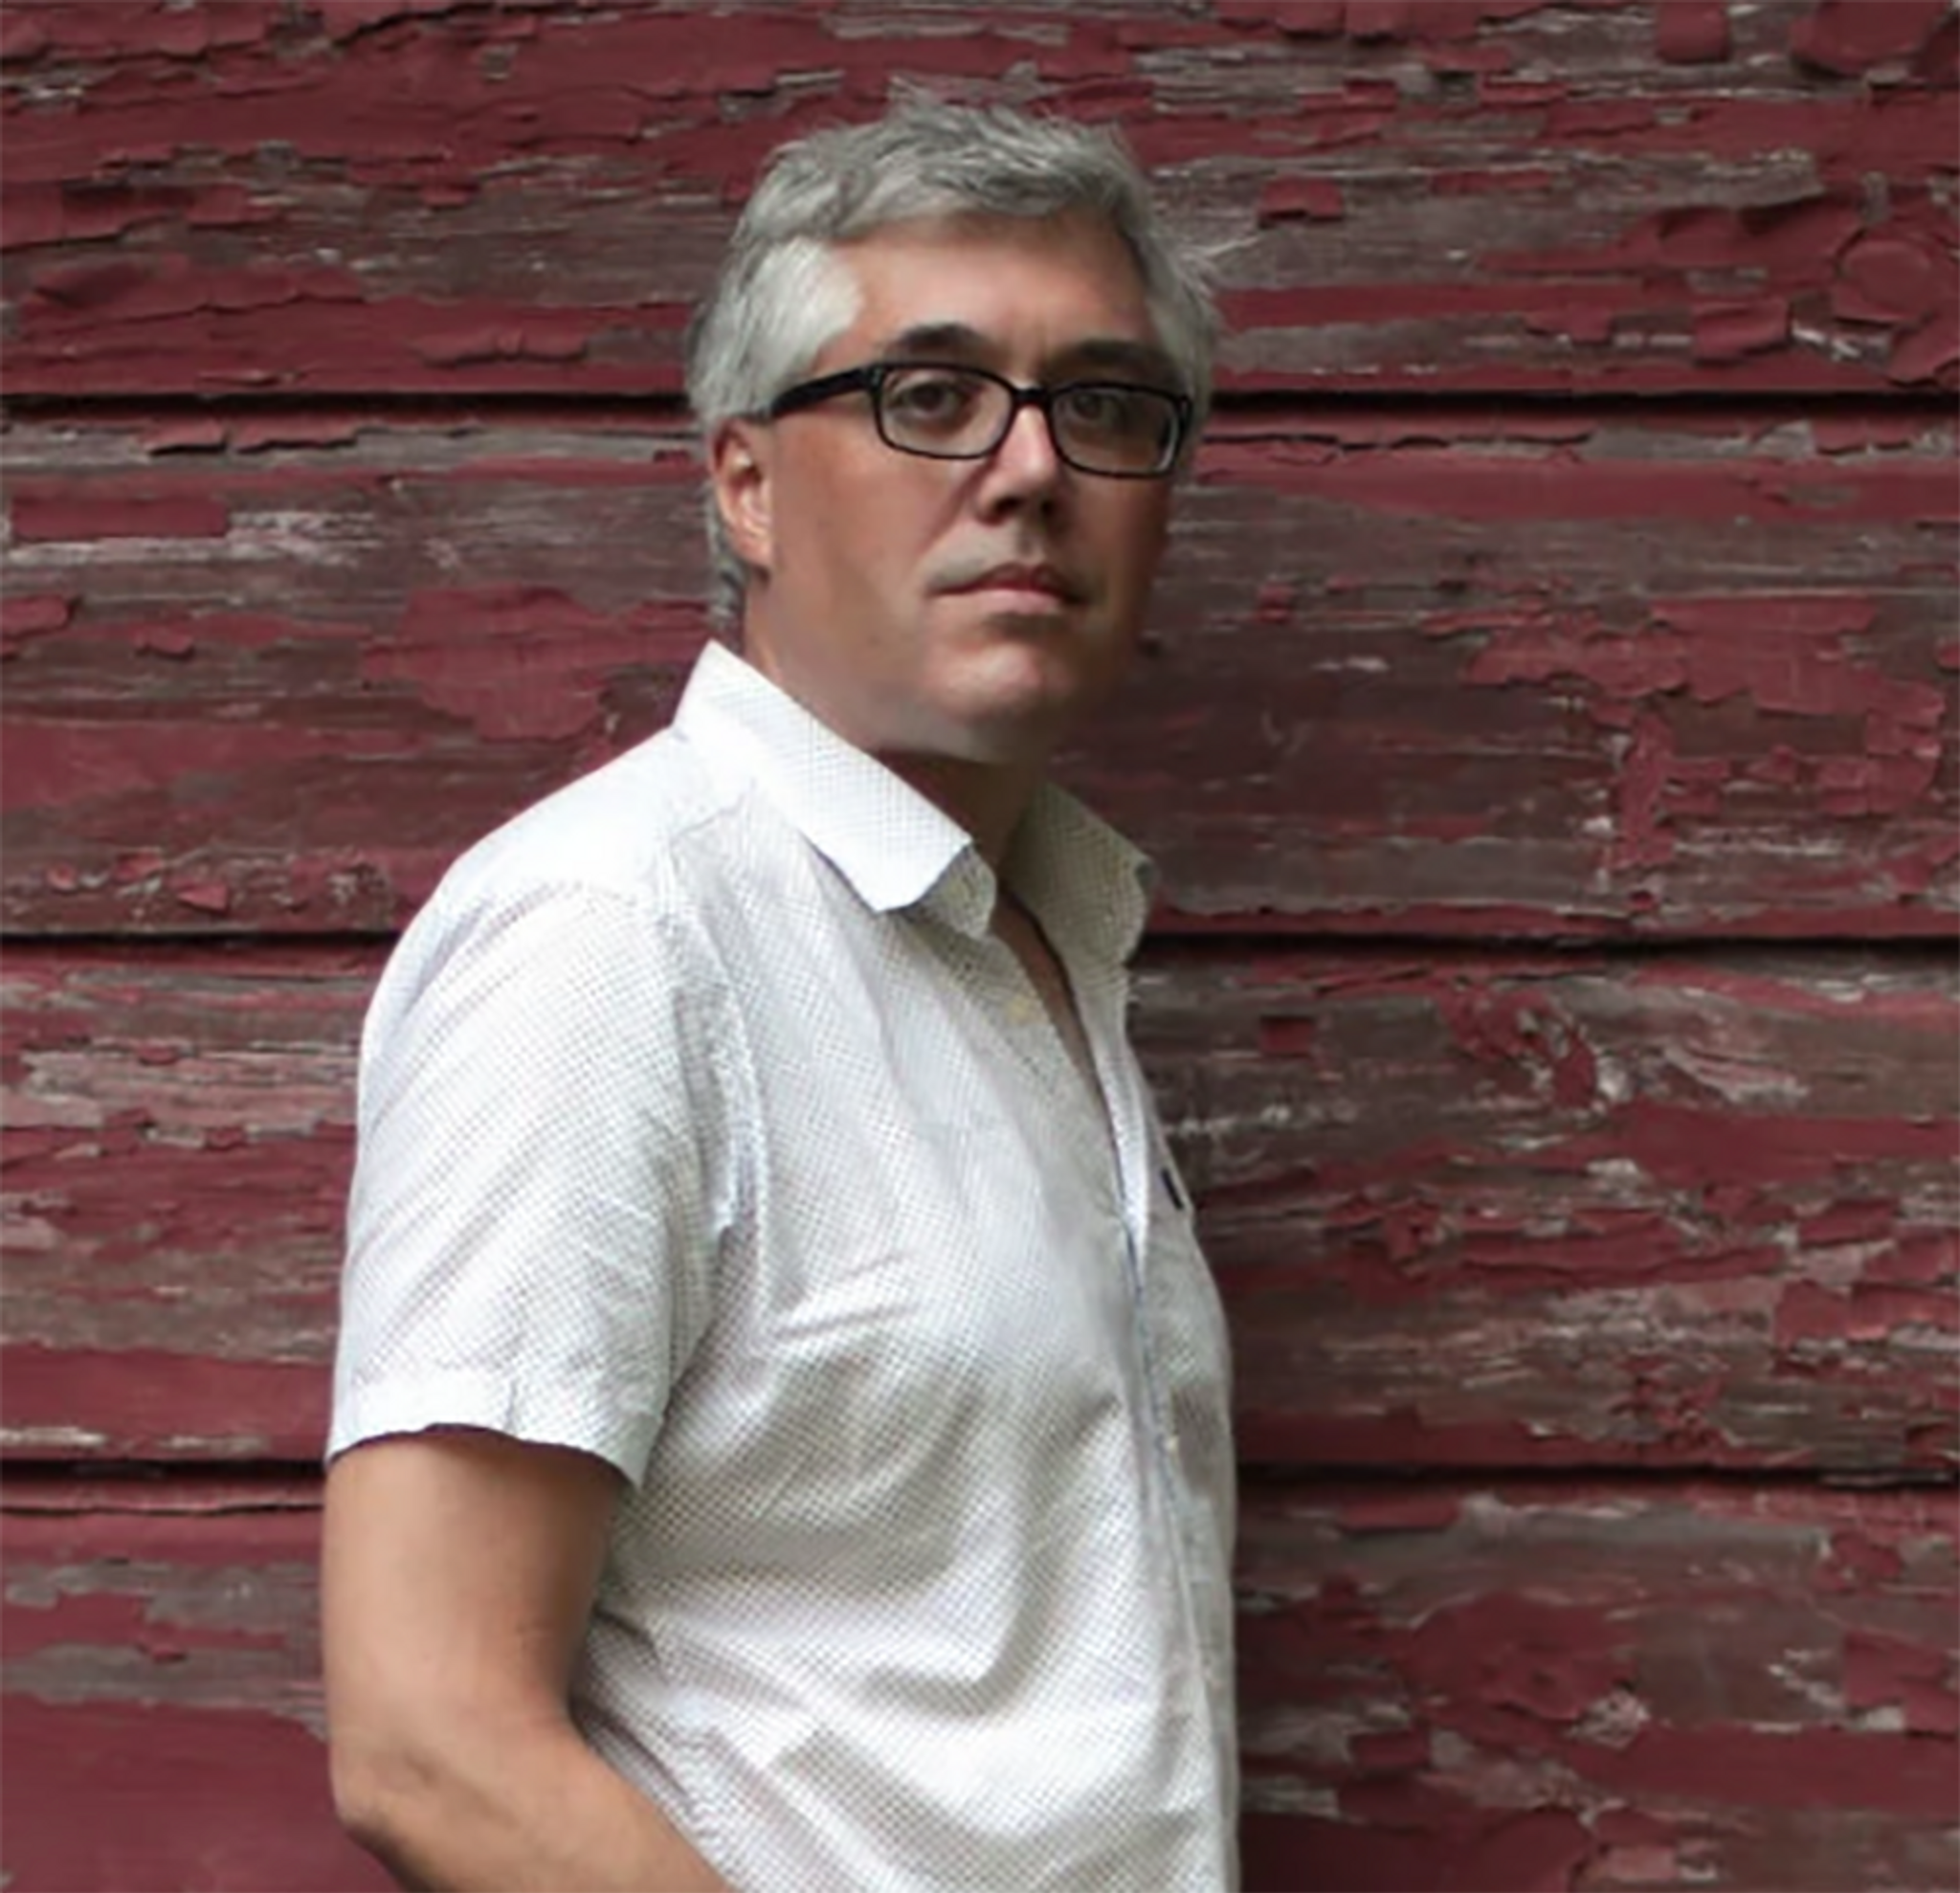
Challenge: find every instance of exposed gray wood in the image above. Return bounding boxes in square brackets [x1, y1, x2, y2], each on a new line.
[2, 1, 1953, 396]
[6, 1476, 1953, 1893]
[5, 942, 1952, 1470]
[1236, 1475, 1960, 1893]
[5, 411, 1953, 937]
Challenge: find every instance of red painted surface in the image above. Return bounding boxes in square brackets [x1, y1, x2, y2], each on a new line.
[5, 1481, 1952, 1893]
[3, 5, 1953, 1888]
[3, 1, 1955, 394]
[1, 1501, 388, 1893]
[1236, 1480, 1959, 1891]
[5, 943, 1954, 1472]
[4, 411, 1952, 935]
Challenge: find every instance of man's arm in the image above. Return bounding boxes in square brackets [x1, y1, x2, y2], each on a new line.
[323, 1428, 728, 1893]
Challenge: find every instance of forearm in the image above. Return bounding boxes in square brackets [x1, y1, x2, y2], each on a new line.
[336, 1712, 727, 1893]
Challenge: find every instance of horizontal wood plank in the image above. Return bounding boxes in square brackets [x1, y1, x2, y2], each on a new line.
[1235, 1476, 1959, 1893]
[1143, 943, 1960, 1473]
[1, 1485, 389, 1893]
[4, 942, 1952, 1469]
[4, 1475, 1952, 1892]
[2, 946, 364, 1459]
[3, 0, 1954, 397]
[5, 411, 1953, 937]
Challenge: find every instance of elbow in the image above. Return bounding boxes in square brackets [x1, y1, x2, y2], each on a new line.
[328, 1730, 430, 1874]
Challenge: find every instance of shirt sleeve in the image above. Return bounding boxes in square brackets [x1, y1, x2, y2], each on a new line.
[328, 878, 726, 1483]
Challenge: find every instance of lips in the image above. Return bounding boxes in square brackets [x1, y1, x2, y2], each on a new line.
[948, 563, 1080, 602]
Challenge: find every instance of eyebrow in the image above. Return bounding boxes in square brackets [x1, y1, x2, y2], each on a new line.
[874, 322, 1182, 388]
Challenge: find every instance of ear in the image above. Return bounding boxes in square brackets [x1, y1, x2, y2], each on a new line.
[708, 419, 775, 578]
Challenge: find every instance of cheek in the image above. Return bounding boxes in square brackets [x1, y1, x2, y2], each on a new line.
[826, 456, 944, 571]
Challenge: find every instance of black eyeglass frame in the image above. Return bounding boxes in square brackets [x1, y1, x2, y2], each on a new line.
[764, 360, 1194, 480]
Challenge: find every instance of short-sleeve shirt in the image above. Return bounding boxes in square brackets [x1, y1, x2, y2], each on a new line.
[331, 640, 1239, 1891]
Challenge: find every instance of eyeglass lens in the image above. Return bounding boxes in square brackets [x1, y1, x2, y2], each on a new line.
[878, 366, 1180, 475]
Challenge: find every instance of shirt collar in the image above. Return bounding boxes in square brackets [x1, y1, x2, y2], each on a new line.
[672, 641, 1152, 961]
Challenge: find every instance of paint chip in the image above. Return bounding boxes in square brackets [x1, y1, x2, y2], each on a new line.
[1838, 234, 1944, 323]
[1888, 313, 1960, 386]
[1692, 298, 1792, 363]
[1258, 177, 1346, 225]
[0, 12, 48, 58]
[0, 595, 75, 645]
[11, 495, 231, 543]
[144, 420, 230, 455]
[171, 880, 234, 915]
[1790, 0, 1951, 76]
[135, 626, 197, 658]
[1656, 0, 1730, 63]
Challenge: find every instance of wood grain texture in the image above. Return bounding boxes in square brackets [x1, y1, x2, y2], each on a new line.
[1, 1, 1953, 397]
[2, 946, 364, 1461]
[1144, 944, 1960, 1474]
[1236, 1476, 1960, 1893]
[4, 1477, 1953, 1893]
[6, 410, 1953, 937]
[6, 942, 1952, 1469]
[1, 1484, 389, 1893]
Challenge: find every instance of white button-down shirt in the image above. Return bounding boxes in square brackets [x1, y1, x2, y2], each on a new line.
[332, 641, 1238, 1891]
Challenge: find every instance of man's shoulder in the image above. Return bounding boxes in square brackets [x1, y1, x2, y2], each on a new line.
[368, 724, 757, 1036]
[435, 723, 734, 916]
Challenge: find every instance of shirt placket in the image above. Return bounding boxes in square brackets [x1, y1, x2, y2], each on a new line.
[968, 919, 1235, 1882]
[1074, 954, 1236, 1879]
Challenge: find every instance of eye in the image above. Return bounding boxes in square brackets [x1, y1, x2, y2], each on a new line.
[881, 367, 991, 434]
[1058, 384, 1154, 438]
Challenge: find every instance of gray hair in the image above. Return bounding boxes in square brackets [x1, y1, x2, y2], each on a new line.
[685, 99, 1220, 623]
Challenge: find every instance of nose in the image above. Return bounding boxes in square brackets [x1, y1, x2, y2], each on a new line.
[975, 395, 1064, 514]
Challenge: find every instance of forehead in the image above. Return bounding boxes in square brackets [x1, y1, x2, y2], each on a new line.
[824, 212, 1162, 366]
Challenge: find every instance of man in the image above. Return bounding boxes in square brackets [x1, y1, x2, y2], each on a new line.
[323, 99, 1236, 1892]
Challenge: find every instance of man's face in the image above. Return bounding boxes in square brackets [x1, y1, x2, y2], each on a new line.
[714, 212, 1179, 769]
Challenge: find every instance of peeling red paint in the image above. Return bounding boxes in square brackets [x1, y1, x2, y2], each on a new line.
[1, 1343, 327, 1461]
[4, 1, 1953, 396]
[1889, 311, 1960, 386]
[11, 492, 229, 541]
[1845, 1629, 1959, 1732]
[4, 12, 1954, 1890]
[7, 1478, 1949, 1893]
[0, 592, 77, 658]
[8, 410, 1949, 937]
[362, 587, 703, 744]
[168, 879, 234, 915]
[12, 944, 1952, 1471]
[1237, 1481, 1958, 1888]
[1788, 0, 1953, 76]
[1656, 0, 1732, 64]
[1692, 296, 1792, 363]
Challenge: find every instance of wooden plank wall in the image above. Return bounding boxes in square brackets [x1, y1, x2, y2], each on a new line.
[2, 3, 1954, 1888]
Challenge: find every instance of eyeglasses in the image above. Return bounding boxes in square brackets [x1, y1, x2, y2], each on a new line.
[765, 361, 1192, 479]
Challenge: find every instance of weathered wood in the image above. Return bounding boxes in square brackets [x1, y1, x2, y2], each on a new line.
[1143, 944, 1960, 1473]
[2, 946, 364, 1460]
[2, 0, 1954, 397]
[1, 1483, 389, 1893]
[4, 1476, 1953, 1892]
[5, 411, 1953, 937]
[1236, 1477, 1960, 1893]
[5, 942, 1952, 1469]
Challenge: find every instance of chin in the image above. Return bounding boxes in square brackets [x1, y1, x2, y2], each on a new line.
[902, 600, 1133, 750]
[929, 662, 1110, 763]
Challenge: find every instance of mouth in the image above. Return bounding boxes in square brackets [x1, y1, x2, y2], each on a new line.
[946, 564, 1082, 605]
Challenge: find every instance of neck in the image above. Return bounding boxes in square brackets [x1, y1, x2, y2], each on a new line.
[735, 614, 1058, 872]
